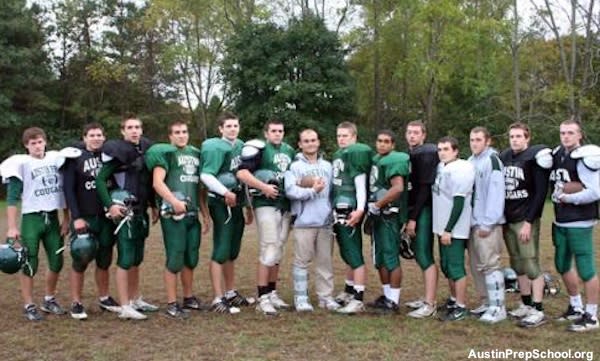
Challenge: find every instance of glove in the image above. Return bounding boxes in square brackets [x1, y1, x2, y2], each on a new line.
[368, 202, 380, 216]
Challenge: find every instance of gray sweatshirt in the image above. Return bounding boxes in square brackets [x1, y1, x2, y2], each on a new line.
[469, 147, 506, 231]
[284, 153, 333, 228]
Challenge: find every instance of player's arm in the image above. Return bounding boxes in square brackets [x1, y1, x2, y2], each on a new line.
[440, 196, 465, 245]
[479, 156, 505, 234]
[96, 160, 125, 218]
[6, 177, 22, 240]
[152, 166, 186, 214]
[373, 176, 404, 209]
[525, 165, 550, 223]
[199, 187, 211, 234]
[62, 159, 86, 232]
[347, 173, 366, 227]
[559, 163, 600, 204]
[236, 148, 277, 199]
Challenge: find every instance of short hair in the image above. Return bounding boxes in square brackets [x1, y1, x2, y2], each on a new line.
[337, 121, 357, 135]
[299, 128, 320, 141]
[470, 126, 491, 140]
[406, 120, 427, 134]
[22, 127, 47, 146]
[264, 119, 284, 132]
[217, 111, 239, 127]
[121, 113, 142, 129]
[437, 136, 459, 151]
[560, 116, 583, 132]
[508, 122, 530, 139]
[168, 120, 188, 134]
[82, 122, 105, 137]
[377, 129, 396, 143]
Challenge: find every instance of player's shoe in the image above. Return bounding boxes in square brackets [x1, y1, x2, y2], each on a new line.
[408, 303, 437, 319]
[567, 313, 599, 332]
[437, 297, 457, 313]
[24, 304, 43, 321]
[334, 291, 354, 306]
[439, 306, 467, 322]
[376, 298, 399, 314]
[294, 296, 314, 312]
[518, 309, 548, 328]
[183, 296, 203, 311]
[269, 291, 290, 309]
[211, 297, 240, 314]
[479, 306, 507, 324]
[226, 291, 256, 307]
[70, 302, 88, 320]
[41, 297, 66, 315]
[164, 303, 190, 320]
[256, 294, 278, 316]
[336, 299, 365, 315]
[132, 297, 159, 312]
[508, 303, 532, 319]
[469, 303, 489, 317]
[367, 295, 388, 310]
[118, 304, 147, 320]
[318, 296, 341, 311]
[556, 305, 584, 322]
[98, 296, 121, 313]
[405, 297, 425, 309]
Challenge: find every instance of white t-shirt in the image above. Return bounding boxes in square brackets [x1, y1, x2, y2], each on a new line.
[432, 159, 475, 239]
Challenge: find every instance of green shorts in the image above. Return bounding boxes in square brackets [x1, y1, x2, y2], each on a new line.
[115, 212, 149, 270]
[552, 224, 596, 282]
[503, 220, 541, 279]
[160, 215, 201, 273]
[439, 237, 466, 281]
[371, 215, 400, 271]
[71, 215, 116, 271]
[208, 198, 244, 264]
[413, 206, 434, 270]
[20, 211, 64, 277]
[334, 223, 364, 269]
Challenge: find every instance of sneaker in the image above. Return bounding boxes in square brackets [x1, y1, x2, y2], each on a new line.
[408, 303, 437, 319]
[336, 299, 365, 315]
[479, 306, 507, 324]
[405, 297, 426, 309]
[568, 312, 599, 332]
[256, 294, 278, 316]
[98, 296, 121, 313]
[439, 306, 467, 322]
[211, 298, 240, 314]
[367, 295, 388, 310]
[470, 303, 489, 317]
[182, 296, 203, 311]
[437, 297, 457, 312]
[519, 309, 548, 328]
[164, 303, 190, 320]
[508, 303, 532, 319]
[118, 304, 147, 320]
[226, 291, 256, 307]
[294, 296, 314, 312]
[41, 298, 66, 315]
[24, 304, 43, 321]
[70, 302, 88, 320]
[269, 291, 290, 309]
[318, 296, 341, 311]
[556, 305, 584, 322]
[132, 297, 159, 312]
[373, 298, 399, 314]
[334, 291, 354, 307]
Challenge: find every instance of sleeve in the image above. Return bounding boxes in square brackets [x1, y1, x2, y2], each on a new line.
[408, 182, 431, 221]
[145, 145, 171, 172]
[560, 162, 600, 205]
[525, 164, 550, 222]
[444, 196, 465, 232]
[354, 173, 367, 210]
[200, 173, 229, 196]
[62, 159, 81, 219]
[200, 144, 225, 176]
[284, 166, 317, 201]
[451, 164, 475, 197]
[416, 151, 438, 184]
[385, 155, 410, 180]
[480, 156, 505, 230]
[96, 160, 120, 208]
[6, 177, 23, 206]
[347, 148, 372, 177]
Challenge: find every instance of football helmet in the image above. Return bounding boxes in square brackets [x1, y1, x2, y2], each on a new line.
[250, 169, 281, 197]
[160, 191, 191, 221]
[503, 267, 519, 293]
[333, 194, 357, 225]
[0, 241, 27, 274]
[543, 272, 560, 296]
[216, 172, 241, 193]
[70, 233, 98, 268]
[399, 231, 415, 259]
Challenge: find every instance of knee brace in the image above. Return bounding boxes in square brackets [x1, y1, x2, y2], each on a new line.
[260, 243, 282, 267]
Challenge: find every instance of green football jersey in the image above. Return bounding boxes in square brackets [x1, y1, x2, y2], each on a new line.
[370, 150, 410, 222]
[253, 141, 295, 209]
[332, 142, 373, 201]
[201, 138, 244, 176]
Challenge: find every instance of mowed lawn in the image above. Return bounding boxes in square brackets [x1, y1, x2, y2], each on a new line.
[1, 203, 599, 361]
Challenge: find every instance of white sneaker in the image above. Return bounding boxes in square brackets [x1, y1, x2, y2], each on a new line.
[318, 296, 341, 311]
[132, 297, 159, 312]
[256, 294, 278, 316]
[269, 291, 290, 309]
[479, 306, 507, 324]
[519, 309, 548, 328]
[508, 303, 532, 319]
[408, 303, 437, 319]
[334, 291, 354, 307]
[405, 297, 425, 309]
[294, 296, 314, 312]
[470, 303, 489, 317]
[336, 299, 365, 315]
[118, 304, 148, 320]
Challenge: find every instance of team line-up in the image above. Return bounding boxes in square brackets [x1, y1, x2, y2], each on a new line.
[0, 114, 598, 333]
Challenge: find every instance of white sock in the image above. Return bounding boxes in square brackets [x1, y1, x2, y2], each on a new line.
[389, 288, 401, 304]
[345, 280, 355, 287]
[212, 297, 222, 305]
[449, 296, 457, 302]
[225, 290, 236, 299]
[353, 285, 365, 293]
[382, 284, 391, 299]
[99, 296, 109, 301]
[570, 294, 583, 310]
[44, 295, 55, 301]
[585, 304, 598, 319]
[456, 302, 465, 308]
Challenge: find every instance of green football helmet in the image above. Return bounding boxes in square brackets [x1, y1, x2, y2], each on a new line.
[333, 194, 357, 224]
[70, 233, 98, 269]
[369, 188, 399, 215]
[250, 169, 281, 196]
[160, 191, 191, 221]
[110, 189, 138, 207]
[216, 172, 241, 193]
[0, 241, 27, 274]
[503, 267, 519, 293]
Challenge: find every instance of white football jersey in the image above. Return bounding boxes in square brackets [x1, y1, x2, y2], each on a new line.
[432, 159, 475, 239]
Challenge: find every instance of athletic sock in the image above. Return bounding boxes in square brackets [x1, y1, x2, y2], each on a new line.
[225, 290, 236, 299]
[389, 288, 401, 304]
[268, 282, 276, 292]
[353, 285, 365, 301]
[258, 286, 270, 297]
[533, 302, 543, 312]
[521, 294, 532, 306]
[585, 304, 598, 319]
[44, 295, 55, 302]
[344, 281, 355, 294]
[570, 294, 583, 310]
[382, 284, 391, 299]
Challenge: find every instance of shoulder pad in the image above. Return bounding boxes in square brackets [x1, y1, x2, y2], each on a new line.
[102, 140, 134, 164]
[59, 147, 83, 159]
[572, 145, 600, 170]
[534, 147, 553, 169]
[0, 154, 28, 182]
[145, 143, 177, 169]
[552, 145, 562, 155]
[411, 143, 437, 155]
[241, 139, 265, 159]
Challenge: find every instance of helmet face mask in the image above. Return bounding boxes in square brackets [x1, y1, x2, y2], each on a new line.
[250, 169, 281, 197]
[399, 231, 415, 259]
[0, 242, 27, 274]
[109, 189, 138, 222]
[333, 195, 357, 225]
[503, 267, 519, 293]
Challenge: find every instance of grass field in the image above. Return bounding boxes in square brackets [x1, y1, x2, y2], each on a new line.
[0, 203, 599, 361]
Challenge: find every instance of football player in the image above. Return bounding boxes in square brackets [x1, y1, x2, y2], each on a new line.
[549, 118, 600, 332]
[146, 120, 210, 319]
[200, 112, 254, 313]
[432, 136, 475, 322]
[1, 127, 77, 321]
[500, 122, 551, 328]
[96, 114, 159, 320]
[332, 121, 373, 314]
[404, 121, 440, 319]
[63, 123, 120, 319]
[366, 130, 409, 312]
[237, 119, 295, 316]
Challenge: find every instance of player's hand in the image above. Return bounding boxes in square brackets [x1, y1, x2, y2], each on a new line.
[7, 227, 20, 242]
[312, 178, 325, 193]
[477, 228, 491, 238]
[518, 221, 532, 243]
[346, 209, 364, 227]
[108, 204, 127, 219]
[224, 191, 237, 207]
[244, 207, 254, 225]
[172, 199, 187, 215]
[440, 231, 452, 245]
[367, 202, 380, 216]
[405, 220, 417, 238]
[60, 221, 69, 237]
[73, 218, 87, 233]
[151, 207, 159, 224]
[262, 184, 279, 199]
[202, 215, 212, 235]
